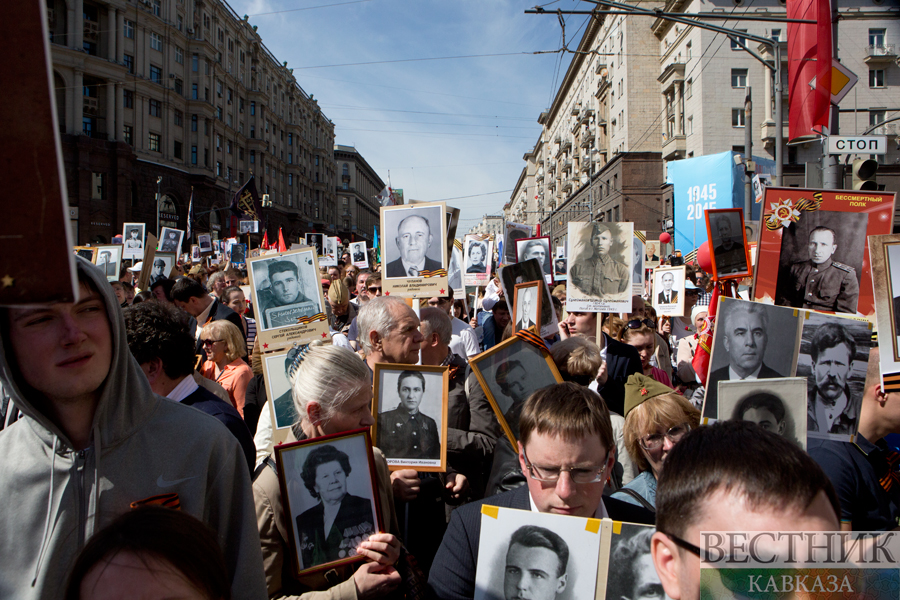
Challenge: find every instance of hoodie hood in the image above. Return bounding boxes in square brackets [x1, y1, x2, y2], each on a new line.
[0, 256, 159, 451]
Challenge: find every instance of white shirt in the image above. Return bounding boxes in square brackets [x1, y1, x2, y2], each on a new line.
[728, 364, 762, 381]
[194, 296, 216, 341]
[528, 490, 609, 519]
[449, 316, 480, 359]
[166, 375, 199, 403]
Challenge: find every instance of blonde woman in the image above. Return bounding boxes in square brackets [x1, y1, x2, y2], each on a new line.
[199, 320, 252, 417]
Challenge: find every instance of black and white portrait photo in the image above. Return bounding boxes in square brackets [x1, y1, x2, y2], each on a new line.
[191, 245, 201, 262]
[553, 257, 567, 280]
[276, 431, 381, 575]
[148, 253, 175, 287]
[262, 348, 299, 430]
[516, 237, 552, 284]
[652, 266, 686, 318]
[703, 298, 801, 420]
[566, 221, 632, 313]
[473, 506, 601, 600]
[305, 233, 325, 257]
[774, 211, 866, 315]
[449, 240, 463, 292]
[94, 245, 123, 282]
[239, 220, 258, 234]
[706, 209, 749, 278]
[632, 235, 645, 296]
[466, 239, 489, 274]
[718, 377, 808, 449]
[504, 222, 532, 265]
[381, 204, 446, 279]
[122, 223, 145, 260]
[603, 523, 670, 600]
[158, 227, 184, 254]
[797, 312, 872, 441]
[320, 237, 338, 267]
[374, 366, 448, 470]
[514, 282, 540, 333]
[74, 247, 97, 262]
[249, 250, 323, 331]
[230, 243, 247, 266]
[198, 233, 213, 253]
[350, 241, 369, 268]
[499, 259, 559, 339]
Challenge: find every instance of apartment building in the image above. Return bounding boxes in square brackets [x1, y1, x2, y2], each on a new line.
[48, 0, 336, 245]
[467, 215, 504, 239]
[334, 145, 384, 244]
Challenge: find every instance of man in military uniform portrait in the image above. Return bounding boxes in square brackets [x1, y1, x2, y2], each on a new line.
[807, 322, 858, 436]
[160, 230, 180, 253]
[569, 222, 629, 299]
[778, 226, 859, 313]
[711, 214, 747, 275]
[254, 258, 317, 330]
[352, 243, 366, 263]
[377, 370, 441, 461]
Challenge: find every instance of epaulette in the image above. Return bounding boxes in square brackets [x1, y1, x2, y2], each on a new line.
[832, 261, 854, 273]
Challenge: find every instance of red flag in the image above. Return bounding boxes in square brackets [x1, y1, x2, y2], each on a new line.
[261, 231, 270, 250]
[787, 0, 832, 141]
[277, 228, 287, 252]
[692, 285, 720, 387]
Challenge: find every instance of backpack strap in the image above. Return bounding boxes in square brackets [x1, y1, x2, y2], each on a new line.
[615, 487, 656, 513]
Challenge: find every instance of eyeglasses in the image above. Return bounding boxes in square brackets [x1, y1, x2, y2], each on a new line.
[659, 531, 704, 559]
[202, 339, 224, 346]
[367, 286, 382, 293]
[626, 318, 655, 330]
[521, 448, 608, 484]
[639, 422, 691, 451]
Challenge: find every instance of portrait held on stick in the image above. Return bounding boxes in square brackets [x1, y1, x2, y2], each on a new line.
[504, 222, 532, 265]
[651, 266, 686, 317]
[566, 221, 633, 313]
[704, 208, 751, 280]
[380, 201, 448, 297]
[122, 223, 145, 260]
[464, 235, 493, 287]
[261, 347, 301, 430]
[93, 245, 123, 282]
[350, 241, 369, 268]
[718, 377, 808, 449]
[158, 227, 184, 254]
[499, 259, 559, 339]
[513, 281, 542, 334]
[866, 234, 900, 392]
[515, 236, 553, 285]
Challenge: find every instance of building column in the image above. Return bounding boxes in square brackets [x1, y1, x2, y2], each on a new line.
[115, 83, 124, 142]
[106, 79, 116, 140]
[74, 0, 84, 51]
[73, 70, 84, 135]
[117, 11, 125, 63]
[107, 7, 117, 61]
[763, 65, 774, 124]
[674, 82, 683, 136]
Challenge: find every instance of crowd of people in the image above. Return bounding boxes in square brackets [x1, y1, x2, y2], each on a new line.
[0, 245, 895, 600]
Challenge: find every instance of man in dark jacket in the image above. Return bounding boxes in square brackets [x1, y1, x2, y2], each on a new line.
[170, 276, 243, 354]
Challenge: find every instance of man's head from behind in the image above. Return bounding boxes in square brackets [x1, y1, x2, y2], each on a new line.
[395, 214, 432, 265]
[504, 525, 568, 600]
[123, 301, 195, 396]
[419, 306, 452, 366]
[267, 260, 301, 305]
[651, 421, 840, 599]
[721, 301, 768, 377]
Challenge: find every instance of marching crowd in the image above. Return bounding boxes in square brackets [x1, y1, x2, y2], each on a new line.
[1, 248, 897, 600]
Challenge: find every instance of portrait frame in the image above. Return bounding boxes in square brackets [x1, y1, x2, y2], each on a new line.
[515, 236, 553, 285]
[718, 377, 808, 450]
[463, 234, 493, 287]
[275, 428, 384, 578]
[238, 220, 258, 234]
[553, 245, 568, 282]
[596, 521, 661, 600]
[503, 221, 532, 265]
[121, 222, 146, 260]
[651, 265, 686, 317]
[643, 236, 662, 269]
[230, 243, 247, 266]
[469, 334, 564, 451]
[632, 232, 645, 296]
[73, 246, 97, 263]
[513, 281, 542, 334]
[319, 237, 338, 267]
[379, 201, 448, 298]
[261, 348, 299, 430]
[752, 186, 896, 320]
[448, 238, 464, 295]
[704, 208, 751, 281]
[350, 241, 369, 268]
[197, 233, 213, 254]
[93, 244, 123, 282]
[305, 233, 325, 257]
[190, 244, 201, 263]
[157, 226, 184, 254]
[867, 234, 900, 392]
[566, 221, 633, 314]
[371, 363, 449, 472]
[498, 258, 559, 339]
[246, 247, 329, 352]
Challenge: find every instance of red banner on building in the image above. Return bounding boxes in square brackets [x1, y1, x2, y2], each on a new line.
[786, 0, 832, 141]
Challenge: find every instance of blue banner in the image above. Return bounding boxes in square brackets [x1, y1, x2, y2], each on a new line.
[666, 151, 742, 252]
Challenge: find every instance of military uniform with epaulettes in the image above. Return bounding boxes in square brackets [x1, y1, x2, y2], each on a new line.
[785, 259, 859, 313]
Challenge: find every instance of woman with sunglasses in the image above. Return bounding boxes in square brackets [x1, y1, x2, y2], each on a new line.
[611, 374, 700, 510]
[199, 320, 253, 417]
[618, 319, 672, 387]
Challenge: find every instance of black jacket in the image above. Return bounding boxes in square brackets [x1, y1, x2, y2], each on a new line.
[182, 385, 255, 474]
[385, 256, 442, 278]
[193, 300, 244, 354]
[597, 333, 642, 416]
[703, 362, 784, 419]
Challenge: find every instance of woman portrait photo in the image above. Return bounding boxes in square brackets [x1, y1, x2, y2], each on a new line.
[296, 444, 377, 570]
[466, 240, 488, 274]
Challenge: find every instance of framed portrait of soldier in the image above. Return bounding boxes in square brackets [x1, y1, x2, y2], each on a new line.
[470, 335, 564, 450]
[566, 221, 633, 314]
[94, 245, 123, 282]
[305, 233, 325, 257]
[867, 234, 900, 393]
[247, 248, 328, 352]
[596, 522, 663, 600]
[651, 265, 686, 317]
[380, 201, 448, 297]
[157, 227, 184, 254]
[230, 243, 247, 267]
[513, 281, 541, 334]
[797, 310, 873, 442]
[276, 428, 384, 577]
[705, 208, 751, 281]
[319, 237, 338, 267]
[197, 233, 213, 254]
[504, 222, 532, 265]
[73, 246, 97, 263]
[473, 506, 602, 600]
[499, 259, 559, 339]
[702, 297, 802, 421]
[515, 236, 553, 285]
[632, 233, 645, 296]
[753, 186, 896, 320]
[718, 377, 808, 449]
[261, 348, 300, 430]
[190, 244, 201, 263]
[350, 241, 369, 268]
[122, 223, 145, 260]
[371, 364, 449, 472]
[464, 235, 493, 287]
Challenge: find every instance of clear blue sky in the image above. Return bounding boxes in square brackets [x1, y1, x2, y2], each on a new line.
[227, 0, 592, 232]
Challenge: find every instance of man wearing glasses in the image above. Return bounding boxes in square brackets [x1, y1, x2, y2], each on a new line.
[428, 382, 654, 600]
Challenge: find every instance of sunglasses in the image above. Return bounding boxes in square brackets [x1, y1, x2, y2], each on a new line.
[367, 286, 382, 293]
[626, 318, 655, 330]
[202, 339, 224, 346]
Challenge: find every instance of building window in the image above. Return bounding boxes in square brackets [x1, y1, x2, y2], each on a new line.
[192, 54, 199, 72]
[149, 133, 161, 152]
[204, 119, 209, 135]
[216, 106, 223, 120]
[149, 99, 161, 117]
[288, 153, 292, 164]
[82, 116, 93, 136]
[685, 79, 692, 99]
[150, 32, 162, 51]
[123, 89, 133, 109]
[174, 110, 183, 127]
[123, 54, 134, 74]
[770, 28, 781, 41]
[687, 115, 693, 135]
[204, 148, 209, 166]
[216, 162, 222, 176]
[250, 126, 255, 139]
[686, 41, 692, 59]
[870, 69, 885, 88]
[150, 65, 162, 84]
[191, 83, 198, 100]
[227, 140, 232, 154]
[191, 145, 198, 165]
[732, 108, 745, 127]
[870, 110, 886, 128]
[239, 147, 244, 160]
[289, 174, 293, 186]
[174, 141, 183, 159]
[731, 30, 748, 50]
[869, 28, 886, 48]
[123, 19, 135, 39]
[731, 68, 748, 88]
[227, 166, 233, 180]
[174, 79, 183, 96]
[177, 14, 183, 31]
[250, 150, 255, 164]
[124, 125, 133, 145]
[288, 132, 293, 145]
[191, 114, 198, 132]
[216, 134, 221, 150]
[152, 0, 161, 17]
[250, 101, 255, 115]
[175, 46, 184, 65]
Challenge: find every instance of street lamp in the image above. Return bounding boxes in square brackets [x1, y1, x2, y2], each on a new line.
[155, 176, 163, 237]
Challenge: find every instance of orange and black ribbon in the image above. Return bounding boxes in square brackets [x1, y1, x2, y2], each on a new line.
[130, 492, 181, 510]
[515, 328, 549, 352]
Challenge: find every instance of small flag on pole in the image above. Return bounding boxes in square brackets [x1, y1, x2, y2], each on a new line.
[277, 228, 287, 252]
[261, 231, 269, 250]
[186, 190, 194, 244]
[376, 185, 394, 207]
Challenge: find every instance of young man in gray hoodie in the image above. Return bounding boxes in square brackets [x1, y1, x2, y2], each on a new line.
[0, 257, 266, 599]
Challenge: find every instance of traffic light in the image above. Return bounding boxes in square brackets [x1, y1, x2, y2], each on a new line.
[852, 159, 878, 191]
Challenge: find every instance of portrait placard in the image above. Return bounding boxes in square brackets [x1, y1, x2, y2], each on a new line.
[197, 233, 212, 254]
[651, 266, 686, 317]
[867, 234, 900, 392]
[93, 245, 123, 282]
[516, 236, 553, 286]
[752, 186, 896, 320]
[157, 227, 184, 254]
[554, 245, 568, 282]
[470, 335, 564, 450]
[380, 201, 448, 298]
[448, 238, 463, 295]
[704, 208, 751, 281]
[632, 233, 645, 296]
[372, 364, 449, 472]
[504, 221, 532, 265]
[499, 258, 559, 339]
[596, 522, 662, 600]
[349, 241, 369, 268]
[275, 429, 383, 577]
[73, 246, 97, 263]
[718, 377, 808, 450]
[513, 281, 541, 334]
[566, 221, 633, 313]
[190, 244, 201, 263]
[305, 233, 325, 257]
[230, 243, 247, 267]
[261, 348, 299, 430]
[239, 220, 258, 234]
[474, 506, 602, 600]
[643, 236, 662, 269]
[464, 234, 493, 287]
[247, 248, 329, 352]
[319, 237, 338, 267]
[122, 223, 146, 260]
